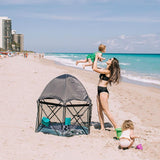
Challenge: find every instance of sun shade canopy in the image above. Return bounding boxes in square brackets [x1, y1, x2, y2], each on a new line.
[38, 74, 91, 105]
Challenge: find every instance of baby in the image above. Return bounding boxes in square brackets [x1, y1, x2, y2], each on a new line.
[76, 44, 106, 69]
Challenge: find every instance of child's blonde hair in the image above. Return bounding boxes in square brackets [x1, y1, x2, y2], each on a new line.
[98, 44, 106, 52]
[122, 120, 134, 131]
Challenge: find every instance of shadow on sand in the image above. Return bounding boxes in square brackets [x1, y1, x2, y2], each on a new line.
[91, 121, 113, 131]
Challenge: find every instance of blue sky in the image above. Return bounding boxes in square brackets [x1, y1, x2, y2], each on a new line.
[1, 0, 160, 53]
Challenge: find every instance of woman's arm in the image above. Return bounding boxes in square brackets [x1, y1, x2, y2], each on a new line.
[93, 55, 110, 74]
[97, 52, 105, 61]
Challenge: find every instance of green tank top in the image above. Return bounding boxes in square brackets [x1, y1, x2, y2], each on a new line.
[86, 51, 102, 62]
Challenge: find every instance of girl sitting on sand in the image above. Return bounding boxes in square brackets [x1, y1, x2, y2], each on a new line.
[119, 120, 139, 149]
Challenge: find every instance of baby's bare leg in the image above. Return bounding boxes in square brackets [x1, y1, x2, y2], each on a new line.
[82, 59, 92, 69]
[76, 59, 87, 65]
[128, 139, 135, 149]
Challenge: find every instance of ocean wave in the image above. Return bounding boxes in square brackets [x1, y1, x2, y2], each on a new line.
[120, 63, 130, 66]
[46, 54, 71, 58]
[45, 55, 75, 66]
[122, 73, 160, 86]
[45, 55, 92, 71]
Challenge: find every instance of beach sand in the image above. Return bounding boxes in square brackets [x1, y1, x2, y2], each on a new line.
[0, 54, 160, 160]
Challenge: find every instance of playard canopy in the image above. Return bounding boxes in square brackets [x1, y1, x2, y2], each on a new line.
[35, 74, 92, 137]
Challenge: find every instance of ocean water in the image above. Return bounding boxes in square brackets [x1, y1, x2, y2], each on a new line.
[45, 52, 160, 88]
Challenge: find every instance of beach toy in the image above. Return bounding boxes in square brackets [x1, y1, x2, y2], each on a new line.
[42, 117, 50, 127]
[136, 144, 143, 150]
[115, 128, 122, 139]
[65, 117, 71, 125]
[63, 117, 71, 131]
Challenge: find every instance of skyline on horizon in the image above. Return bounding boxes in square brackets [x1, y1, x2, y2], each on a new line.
[1, 0, 160, 53]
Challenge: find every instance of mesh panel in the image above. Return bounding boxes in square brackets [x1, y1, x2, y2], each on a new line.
[66, 106, 88, 127]
[35, 100, 91, 136]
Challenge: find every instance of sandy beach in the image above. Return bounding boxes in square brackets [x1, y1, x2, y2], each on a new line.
[0, 54, 160, 160]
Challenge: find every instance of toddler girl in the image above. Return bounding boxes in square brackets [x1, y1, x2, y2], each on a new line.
[119, 120, 139, 149]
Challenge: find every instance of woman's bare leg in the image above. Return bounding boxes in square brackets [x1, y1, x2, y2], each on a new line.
[100, 92, 117, 129]
[97, 95, 105, 130]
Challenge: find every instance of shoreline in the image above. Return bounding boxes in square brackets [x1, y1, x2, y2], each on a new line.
[45, 56, 160, 90]
[1, 54, 160, 160]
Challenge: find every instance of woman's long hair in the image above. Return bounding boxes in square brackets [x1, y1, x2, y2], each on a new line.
[108, 57, 121, 85]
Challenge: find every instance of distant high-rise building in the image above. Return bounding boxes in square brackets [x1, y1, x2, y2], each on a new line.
[12, 33, 24, 52]
[0, 17, 12, 50]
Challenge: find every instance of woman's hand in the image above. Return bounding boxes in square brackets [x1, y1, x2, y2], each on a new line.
[93, 54, 98, 71]
[95, 54, 99, 59]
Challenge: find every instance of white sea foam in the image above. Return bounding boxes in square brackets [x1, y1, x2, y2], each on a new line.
[122, 73, 160, 85]
[59, 55, 71, 58]
[45, 55, 92, 71]
[120, 63, 130, 66]
[45, 55, 75, 66]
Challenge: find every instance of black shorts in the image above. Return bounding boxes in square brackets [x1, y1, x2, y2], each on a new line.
[98, 86, 109, 96]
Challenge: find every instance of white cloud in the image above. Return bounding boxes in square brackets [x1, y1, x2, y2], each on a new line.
[23, 12, 160, 23]
[94, 41, 103, 46]
[124, 46, 129, 51]
[141, 34, 157, 38]
[104, 34, 160, 53]
[119, 35, 127, 40]
[29, 13, 88, 21]
[107, 39, 119, 47]
[0, 0, 110, 5]
[133, 41, 145, 45]
[95, 17, 160, 23]
[0, 0, 48, 5]
[2, 0, 159, 6]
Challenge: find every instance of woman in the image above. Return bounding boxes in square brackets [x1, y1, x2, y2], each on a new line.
[93, 54, 121, 130]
